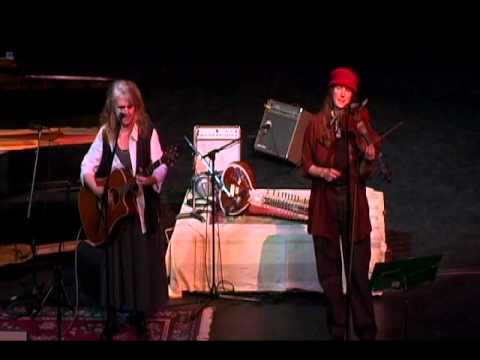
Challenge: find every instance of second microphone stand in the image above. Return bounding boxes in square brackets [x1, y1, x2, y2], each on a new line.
[100, 123, 122, 341]
[184, 136, 258, 303]
[8, 126, 48, 316]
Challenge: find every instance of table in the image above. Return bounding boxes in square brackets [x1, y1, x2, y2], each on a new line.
[166, 188, 387, 298]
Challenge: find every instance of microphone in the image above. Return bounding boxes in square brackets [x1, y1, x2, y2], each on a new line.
[116, 112, 125, 123]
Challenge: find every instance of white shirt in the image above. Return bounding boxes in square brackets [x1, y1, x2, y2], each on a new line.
[80, 124, 168, 234]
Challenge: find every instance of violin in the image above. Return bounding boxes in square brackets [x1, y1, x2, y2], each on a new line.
[338, 100, 392, 181]
[352, 112, 381, 179]
[348, 105, 402, 182]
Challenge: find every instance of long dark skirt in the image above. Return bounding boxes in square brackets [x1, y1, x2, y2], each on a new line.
[101, 216, 169, 317]
[79, 216, 168, 316]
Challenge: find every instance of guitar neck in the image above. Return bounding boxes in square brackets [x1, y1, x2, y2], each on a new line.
[146, 159, 162, 174]
[95, 146, 177, 181]
[144, 146, 177, 174]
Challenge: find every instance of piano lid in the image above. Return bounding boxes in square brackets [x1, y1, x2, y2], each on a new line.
[0, 54, 112, 129]
[0, 127, 98, 154]
[0, 50, 114, 91]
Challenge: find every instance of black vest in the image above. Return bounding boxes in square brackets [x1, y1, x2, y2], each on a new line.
[96, 125, 160, 234]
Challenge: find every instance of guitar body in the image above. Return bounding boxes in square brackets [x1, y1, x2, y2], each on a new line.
[78, 144, 180, 247]
[78, 168, 137, 247]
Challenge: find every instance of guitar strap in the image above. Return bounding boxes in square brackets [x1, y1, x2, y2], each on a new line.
[136, 124, 160, 235]
[96, 126, 159, 235]
[95, 129, 113, 178]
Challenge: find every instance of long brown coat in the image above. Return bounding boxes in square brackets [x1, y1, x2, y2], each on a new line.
[301, 108, 380, 242]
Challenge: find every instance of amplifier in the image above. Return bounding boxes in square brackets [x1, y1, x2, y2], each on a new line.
[195, 126, 241, 140]
[254, 99, 312, 166]
[193, 125, 242, 174]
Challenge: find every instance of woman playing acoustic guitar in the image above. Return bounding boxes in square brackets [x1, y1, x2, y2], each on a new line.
[80, 80, 170, 339]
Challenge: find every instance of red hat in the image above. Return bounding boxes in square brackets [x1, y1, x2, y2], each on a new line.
[328, 67, 359, 93]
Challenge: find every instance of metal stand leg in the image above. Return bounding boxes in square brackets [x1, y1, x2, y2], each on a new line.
[36, 263, 72, 341]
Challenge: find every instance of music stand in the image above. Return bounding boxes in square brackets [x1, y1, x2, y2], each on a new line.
[369, 254, 442, 340]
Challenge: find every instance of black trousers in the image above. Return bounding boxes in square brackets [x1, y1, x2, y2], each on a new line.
[313, 235, 377, 340]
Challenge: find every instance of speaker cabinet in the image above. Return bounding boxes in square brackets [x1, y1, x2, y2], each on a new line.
[254, 99, 313, 166]
[193, 125, 242, 175]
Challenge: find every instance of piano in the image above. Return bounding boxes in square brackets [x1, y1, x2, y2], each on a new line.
[0, 52, 112, 250]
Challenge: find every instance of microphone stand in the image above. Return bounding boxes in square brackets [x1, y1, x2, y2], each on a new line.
[27, 127, 43, 311]
[339, 104, 399, 340]
[37, 240, 73, 341]
[203, 139, 239, 297]
[8, 125, 72, 339]
[182, 137, 235, 223]
[337, 107, 359, 341]
[8, 126, 46, 317]
[343, 104, 380, 341]
[342, 111, 353, 341]
[100, 122, 122, 341]
[183, 137, 259, 304]
[207, 147, 219, 297]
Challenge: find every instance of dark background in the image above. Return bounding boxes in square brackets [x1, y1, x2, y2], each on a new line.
[1, 28, 479, 273]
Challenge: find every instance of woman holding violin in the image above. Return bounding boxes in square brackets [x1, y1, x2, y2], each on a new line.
[302, 67, 381, 340]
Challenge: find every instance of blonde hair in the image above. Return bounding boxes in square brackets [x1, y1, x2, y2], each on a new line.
[99, 80, 151, 142]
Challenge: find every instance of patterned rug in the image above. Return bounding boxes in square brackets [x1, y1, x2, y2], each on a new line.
[0, 304, 214, 341]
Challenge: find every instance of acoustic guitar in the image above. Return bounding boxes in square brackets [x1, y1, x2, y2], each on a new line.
[78, 145, 179, 247]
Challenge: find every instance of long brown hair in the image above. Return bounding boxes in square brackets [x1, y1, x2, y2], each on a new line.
[316, 89, 336, 147]
[99, 80, 151, 142]
[317, 87, 358, 147]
